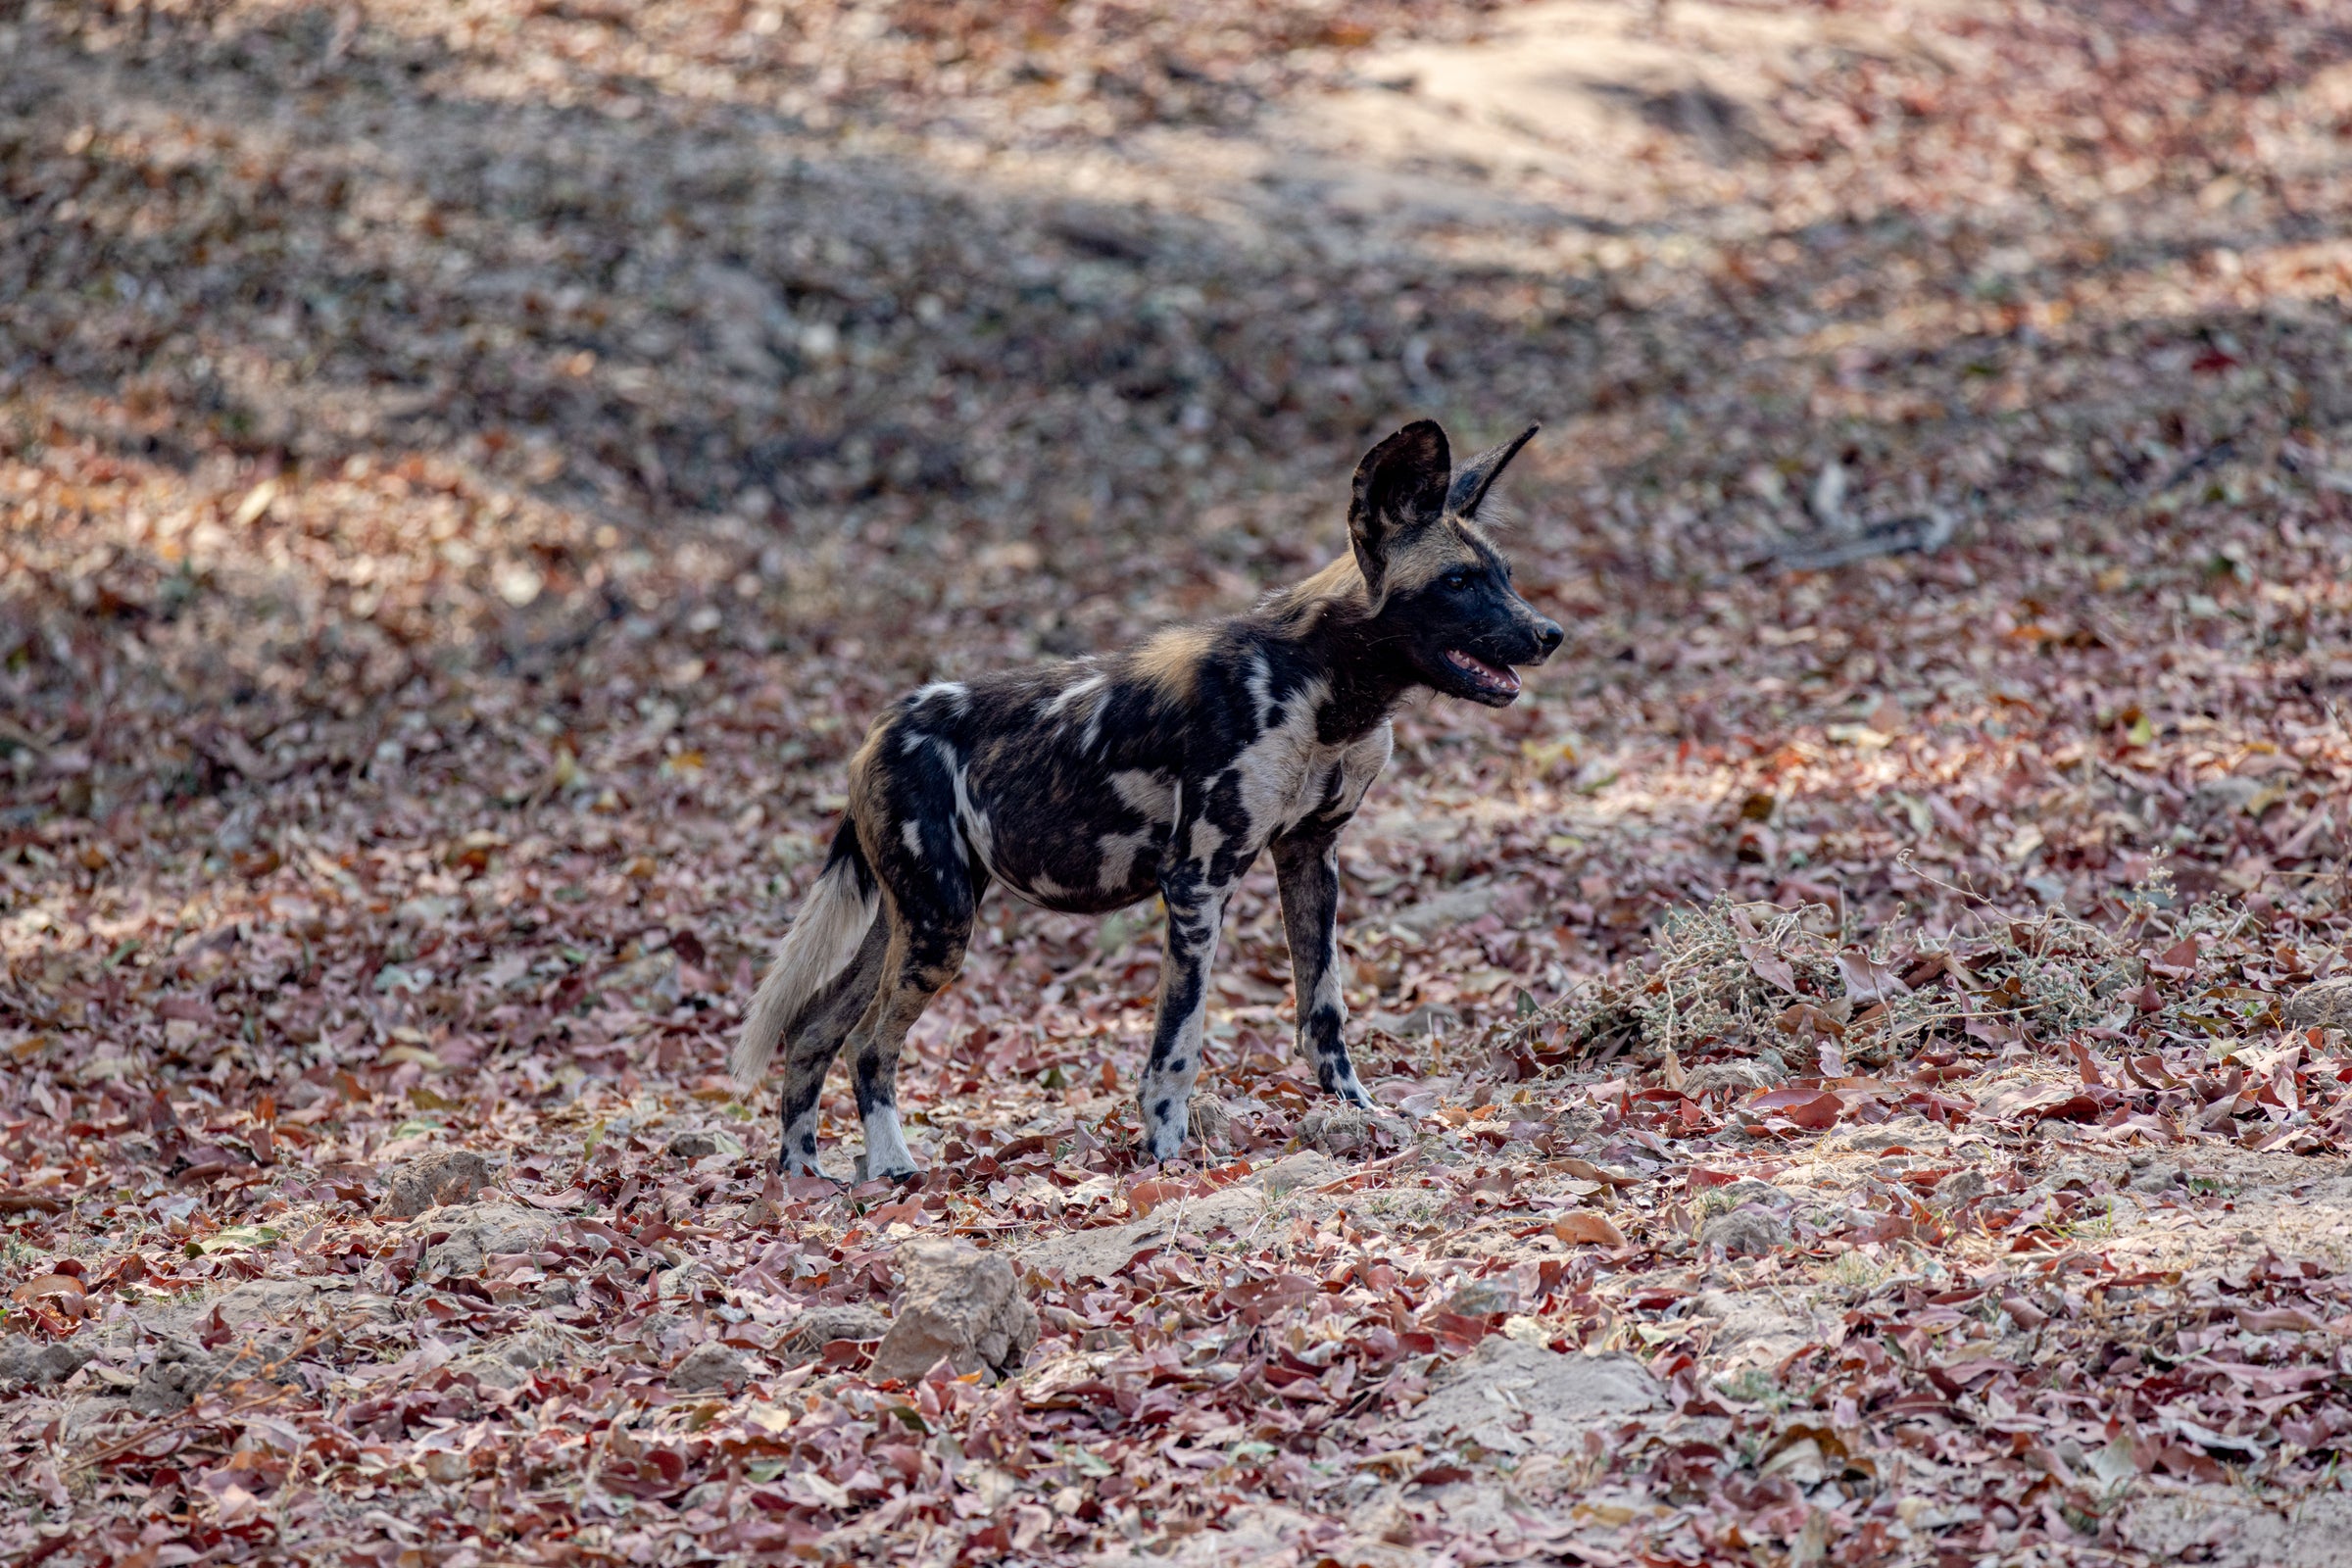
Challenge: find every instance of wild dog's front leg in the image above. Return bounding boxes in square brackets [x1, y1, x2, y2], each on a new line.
[1136, 888, 1229, 1163]
[1272, 830, 1374, 1108]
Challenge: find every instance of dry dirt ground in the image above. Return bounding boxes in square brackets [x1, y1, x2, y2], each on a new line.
[8, 1, 2352, 1564]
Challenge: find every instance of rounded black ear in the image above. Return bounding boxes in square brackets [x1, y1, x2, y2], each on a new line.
[1348, 420, 1451, 594]
[1447, 424, 1540, 518]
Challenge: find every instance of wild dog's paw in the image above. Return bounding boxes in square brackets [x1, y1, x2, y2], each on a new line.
[1316, 1060, 1377, 1109]
[1140, 1107, 1191, 1164]
[778, 1152, 842, 1184]
[852, 1152, 924, 1185]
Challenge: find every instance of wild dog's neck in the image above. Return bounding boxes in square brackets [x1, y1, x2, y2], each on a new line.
[1282, 605, 1416, 745]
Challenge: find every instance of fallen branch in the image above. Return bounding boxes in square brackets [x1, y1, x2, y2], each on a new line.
[1770, 508, 1956, 572]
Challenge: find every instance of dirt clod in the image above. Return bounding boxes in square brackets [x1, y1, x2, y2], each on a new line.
[0, 1338, 93, 1389]
[1698, 1206, 1791, 1255]
[1299, 1103, 1403, 1157]
[2283, 979, 2352, 1031]
[376, 1149, 495, 1219]
[1189, 1097, 1239, 1153]
[1934, 1169, 1989, 1205]
[780, 1304, 894, 1360]
[1684, 1058, 1787, 1097]
[871, 1241, 1038, 1383]
[130, 1341, 220, 1416]
[668, 1343, 753, 1393]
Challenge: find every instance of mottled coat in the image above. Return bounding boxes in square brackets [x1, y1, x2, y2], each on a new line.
[735, 420, 1564, 1176]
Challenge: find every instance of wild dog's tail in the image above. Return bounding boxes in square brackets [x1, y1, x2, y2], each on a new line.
[732, 821, 880, 1087]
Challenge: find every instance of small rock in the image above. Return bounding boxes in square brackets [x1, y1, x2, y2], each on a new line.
[780, 1304, 893, 1361]
[377, 1148, 494, 1219]
[417, 1205, 559, 1276]
[449, 1351, 530, 1391]
[871, 1241, 1038, 1383]
[667, 1131, 720, 1159]
[1709, 1178, 1789, 1209]
[1697, 1206, 1789, 1256]
[2283, 978, 2352, 1031]
[658, 1261, 722, 1300]
[1933, 1169, 1988, 1205]
[1550, 1105, 1604, 1147]
[498, 1325, 575, 1372]
[1441, 1279, 1519, 1317]
[669, 1343, 753, 1394]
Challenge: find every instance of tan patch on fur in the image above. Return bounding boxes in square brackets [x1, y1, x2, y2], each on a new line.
[1260, 554, 1369, 633]
[1131, 625, 1214, 705]
[845, 720, 892, 831]
[1378, 519, 1483, 599]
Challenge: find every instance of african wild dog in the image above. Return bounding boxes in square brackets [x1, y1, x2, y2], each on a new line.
[733, 419, 1564, 1178]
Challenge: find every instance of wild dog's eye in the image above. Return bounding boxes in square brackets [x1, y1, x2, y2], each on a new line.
[1443, 569, 1471, 591]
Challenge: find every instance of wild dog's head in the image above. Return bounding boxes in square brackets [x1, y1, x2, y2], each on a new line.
[1347, 419, 1563, 707]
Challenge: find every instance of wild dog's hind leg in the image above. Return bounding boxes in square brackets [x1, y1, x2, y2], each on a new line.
[1272, 830, 1374, 1109]
[847, 796, 981, 1181]
[773, 918, 888, 1178]
[842, 891, 973, 1180]
[1136, 887, 1230, 1163]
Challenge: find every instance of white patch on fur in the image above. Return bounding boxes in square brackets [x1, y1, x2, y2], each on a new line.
[1041, 673, 1105, 721]
[902, 819, 923, 858]
[917, 736, 994, 876]
[1221, 676, 1336, 843]
[861, 1104, 918, 1178]
[1245, 652, 1277, 731]
[910, 681, 969, 714]
[732, 857, 880, 1086]
[1096, 829, 1157, 891]
[1110, 768, 1177, 823]
[1311, 925, 1347, 1021]
[951, 775, 993, 871]
[1187, 817, 1226, 864]
[1028, 870, 1072, 901]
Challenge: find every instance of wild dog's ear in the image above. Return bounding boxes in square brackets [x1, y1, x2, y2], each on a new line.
[1348, 420, 1451, 598]
[1447, 424, 1539, 519]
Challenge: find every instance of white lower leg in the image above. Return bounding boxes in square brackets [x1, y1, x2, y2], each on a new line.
[1139, 1013, 1206, 1162]
[860, 1104, 919, 1178]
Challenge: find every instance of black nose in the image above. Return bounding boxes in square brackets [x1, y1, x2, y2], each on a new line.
[1535, 619, 1564, 659]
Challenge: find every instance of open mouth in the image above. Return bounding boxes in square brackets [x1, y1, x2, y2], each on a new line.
[1444, 649, 1522, 698]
